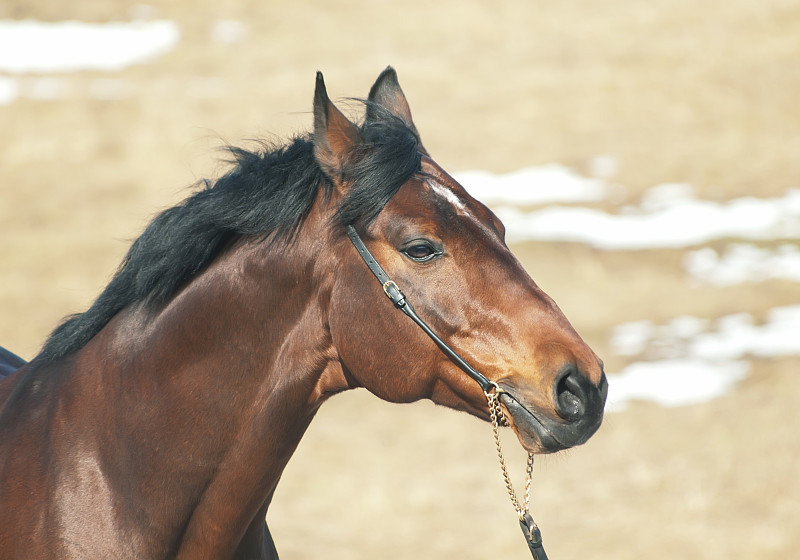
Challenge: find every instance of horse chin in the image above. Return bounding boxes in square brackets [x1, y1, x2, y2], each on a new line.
[498, 391, 569, 455]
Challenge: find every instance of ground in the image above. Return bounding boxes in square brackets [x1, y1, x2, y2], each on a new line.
[1, 1, 798, 558]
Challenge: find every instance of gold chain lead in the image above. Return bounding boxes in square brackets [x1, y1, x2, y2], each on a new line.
[486, 389, 535, 521]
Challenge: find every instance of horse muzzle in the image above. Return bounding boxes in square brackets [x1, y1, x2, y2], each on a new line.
[499, 369, 608, 454]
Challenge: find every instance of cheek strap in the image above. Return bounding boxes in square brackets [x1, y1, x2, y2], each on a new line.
[346, 225, 496, 393]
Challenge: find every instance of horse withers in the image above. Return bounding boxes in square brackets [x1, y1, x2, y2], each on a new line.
[0, 68, 607, 559]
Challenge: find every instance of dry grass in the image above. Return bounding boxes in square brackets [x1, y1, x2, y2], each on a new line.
[1, 1, 798, 558]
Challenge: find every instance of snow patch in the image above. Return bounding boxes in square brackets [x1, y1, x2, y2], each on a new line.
[0, 77, 18, 105]
[454, 164, 608, 206]
[606, 359, 749, 411]
[495, 188, 800, 249]
[0, 20, 179, 74]
[606, 305, 800, 411]
[684, 244, 800, 285]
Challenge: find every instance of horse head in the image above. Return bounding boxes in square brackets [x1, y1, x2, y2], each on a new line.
[316, 68, 607, 454]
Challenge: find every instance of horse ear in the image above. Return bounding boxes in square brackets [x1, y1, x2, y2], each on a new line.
[313, 71, 362, 182]
[367, 66, 426, 152]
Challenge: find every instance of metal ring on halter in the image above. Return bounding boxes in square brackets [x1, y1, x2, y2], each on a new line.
[483, 380, 505, 398]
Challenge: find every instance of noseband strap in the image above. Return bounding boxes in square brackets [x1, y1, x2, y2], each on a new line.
[346, 225, 496, 394]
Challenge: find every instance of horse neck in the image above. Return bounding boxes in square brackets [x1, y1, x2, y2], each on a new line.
[75, 225, 347, 555]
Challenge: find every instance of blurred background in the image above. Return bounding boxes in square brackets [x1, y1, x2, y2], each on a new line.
[1, 1, 798, 558]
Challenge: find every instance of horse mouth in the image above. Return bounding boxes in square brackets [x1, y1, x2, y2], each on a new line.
[498, 391, 567, 454]
[497, 382, 606, 454]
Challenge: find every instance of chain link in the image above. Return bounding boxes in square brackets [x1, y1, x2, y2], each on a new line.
[486, 389, 534, 521]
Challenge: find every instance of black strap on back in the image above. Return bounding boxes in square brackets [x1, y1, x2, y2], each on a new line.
[346, 225, 496, 393]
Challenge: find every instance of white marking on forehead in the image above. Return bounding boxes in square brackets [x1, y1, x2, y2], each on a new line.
[428, 179, 470, 214]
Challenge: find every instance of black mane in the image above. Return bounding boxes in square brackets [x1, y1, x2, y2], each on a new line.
[34, 107, 421, 364]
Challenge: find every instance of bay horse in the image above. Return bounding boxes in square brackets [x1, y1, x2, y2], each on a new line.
[0, 68, 607, 559]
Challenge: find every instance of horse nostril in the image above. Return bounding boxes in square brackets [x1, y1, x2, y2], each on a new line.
[555, 368, 587, 422]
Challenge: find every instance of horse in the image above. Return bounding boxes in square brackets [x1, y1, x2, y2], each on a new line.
[0, 67, 607, 559]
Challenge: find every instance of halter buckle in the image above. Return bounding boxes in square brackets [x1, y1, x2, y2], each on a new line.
[382, 280, 406, 308]
[382, 280, 398, 297]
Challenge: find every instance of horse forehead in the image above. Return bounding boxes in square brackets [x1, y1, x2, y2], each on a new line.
[418, 160, 476, 216]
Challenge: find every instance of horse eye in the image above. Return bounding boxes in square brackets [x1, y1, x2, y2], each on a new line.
[403, 243, 439, 262]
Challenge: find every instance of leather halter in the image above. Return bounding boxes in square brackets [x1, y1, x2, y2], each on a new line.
[346, 225, 497, 394]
